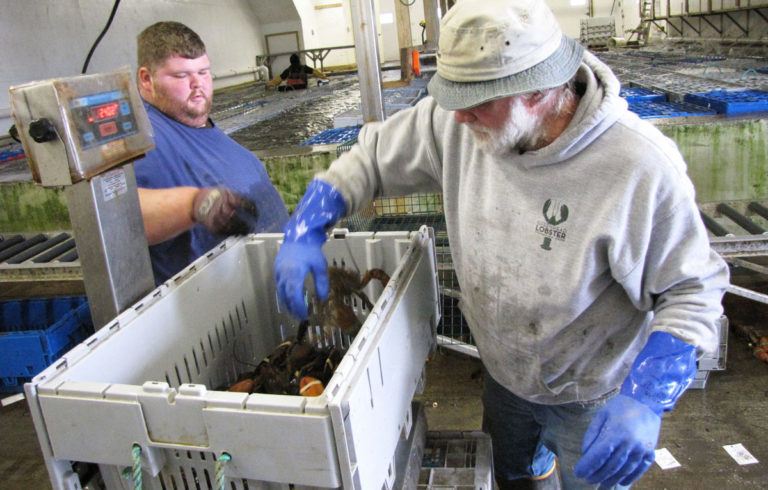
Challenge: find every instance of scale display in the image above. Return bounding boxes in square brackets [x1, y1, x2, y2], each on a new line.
[70, 90, 138, 150]
[9, 67, 154, 186]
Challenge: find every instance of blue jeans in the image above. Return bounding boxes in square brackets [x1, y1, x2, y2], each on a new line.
[482, 373, 629, 489]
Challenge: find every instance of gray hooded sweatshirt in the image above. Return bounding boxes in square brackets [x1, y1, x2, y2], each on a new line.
[320, 52, 729, 405]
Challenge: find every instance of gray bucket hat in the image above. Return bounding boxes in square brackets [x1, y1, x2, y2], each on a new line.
[427, 0, 585, 111]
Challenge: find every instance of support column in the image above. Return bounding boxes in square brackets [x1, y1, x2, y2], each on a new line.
[423, 0, 440, 49]
[396, 0, 414, 80]
[396, 0, 413, 51]
[349, 0, 385, 122]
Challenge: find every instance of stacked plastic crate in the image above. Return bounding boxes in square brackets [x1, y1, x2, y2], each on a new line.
[605, 51, 768, 119]
[0, 296, 91, 392]
[579, 17, 615, 50]
[684, 90, 768, 115]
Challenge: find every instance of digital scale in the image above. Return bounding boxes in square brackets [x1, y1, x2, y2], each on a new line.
[10, 67, 156, 328]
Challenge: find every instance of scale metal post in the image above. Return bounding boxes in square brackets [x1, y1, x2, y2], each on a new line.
[10, 67, 155, 329]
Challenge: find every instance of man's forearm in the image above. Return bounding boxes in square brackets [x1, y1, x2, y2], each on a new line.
[138, 187, 199, 245]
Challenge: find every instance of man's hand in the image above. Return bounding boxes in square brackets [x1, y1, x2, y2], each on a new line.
[574, 394, 660, 487]
[192, 187, 258, 236]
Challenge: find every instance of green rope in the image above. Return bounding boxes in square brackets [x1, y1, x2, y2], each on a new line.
[216, 452, 232, 490]
[131, 444, 142, 490]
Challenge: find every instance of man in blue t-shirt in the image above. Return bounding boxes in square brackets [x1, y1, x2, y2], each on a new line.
[134, 21, 288, 284]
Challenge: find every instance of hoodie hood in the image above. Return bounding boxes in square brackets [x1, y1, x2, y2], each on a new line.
[516, 50, 628, 169]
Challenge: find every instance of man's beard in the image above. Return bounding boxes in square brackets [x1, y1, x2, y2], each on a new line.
[467, 97, 544, 155]
[153, 85, 212, 126]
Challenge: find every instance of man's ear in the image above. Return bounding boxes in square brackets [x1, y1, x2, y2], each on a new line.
[137, 67, 153, 96]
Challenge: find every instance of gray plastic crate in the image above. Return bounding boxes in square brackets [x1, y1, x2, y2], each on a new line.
[419, 431, 494, 489]
[691, 315, 729, 389]
[25, 228, 440, 490]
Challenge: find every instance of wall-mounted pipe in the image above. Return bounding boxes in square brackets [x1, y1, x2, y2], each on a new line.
[254, 65, 269, 82]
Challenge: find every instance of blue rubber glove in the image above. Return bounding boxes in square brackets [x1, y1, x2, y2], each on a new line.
[574, 331, 697, 487]
[274, 179, 347, 319]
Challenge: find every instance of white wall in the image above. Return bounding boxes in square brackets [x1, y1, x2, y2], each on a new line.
[302, 2, 356, 67]
[294, 0, 430, 68]
[1, 0, 266, 134]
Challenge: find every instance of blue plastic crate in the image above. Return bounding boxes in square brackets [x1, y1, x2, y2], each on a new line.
[0, 297, 92, 391]
[684, 90, 768, 115]
[628, 100, 717, 119]
[300, 126, 362, 146]
[620, 87, 667, 103]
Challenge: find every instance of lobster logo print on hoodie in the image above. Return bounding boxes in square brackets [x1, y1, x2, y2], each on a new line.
[537, 199, 569, 250]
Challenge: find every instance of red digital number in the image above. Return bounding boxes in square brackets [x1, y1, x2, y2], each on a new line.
[97, 103, 119, 120]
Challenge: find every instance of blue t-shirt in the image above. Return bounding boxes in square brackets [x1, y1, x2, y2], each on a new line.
[134, 101, 288, 284]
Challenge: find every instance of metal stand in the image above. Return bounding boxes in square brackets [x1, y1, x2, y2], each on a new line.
[64, 164, 154, 329]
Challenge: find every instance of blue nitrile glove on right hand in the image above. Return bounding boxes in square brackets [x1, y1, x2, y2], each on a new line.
[574, 331, 697, 487]
[274, 179, 347, 319]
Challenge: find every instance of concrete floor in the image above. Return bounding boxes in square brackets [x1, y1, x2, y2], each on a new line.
[2, 316, 766, 489]
[418, 324, 768, 489]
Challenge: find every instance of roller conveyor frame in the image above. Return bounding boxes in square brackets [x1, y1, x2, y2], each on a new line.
[0, 233, 82, 284]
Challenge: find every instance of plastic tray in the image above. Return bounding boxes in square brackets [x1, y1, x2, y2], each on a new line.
[619, 87, 667, 103]
[1, 297, 91, 391]
[26, 228, 440, 489]
[628, 100, 717, 119]
[300, 125, 361, 146]
[684, 90, 768, 115]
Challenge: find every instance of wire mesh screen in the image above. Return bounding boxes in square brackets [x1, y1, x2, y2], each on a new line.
[340, 193, 476, 353]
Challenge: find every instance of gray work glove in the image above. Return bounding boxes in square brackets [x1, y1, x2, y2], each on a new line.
[192, 187, 258, 236]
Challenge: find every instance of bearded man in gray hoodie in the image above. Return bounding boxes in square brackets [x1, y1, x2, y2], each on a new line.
[274, 0, 730, 488]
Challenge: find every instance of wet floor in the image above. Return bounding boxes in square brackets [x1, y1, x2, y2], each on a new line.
[210, 76, 363, 150]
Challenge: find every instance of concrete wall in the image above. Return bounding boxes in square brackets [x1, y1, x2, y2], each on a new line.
[2, 118, 766, 233]
[293, 0, 430, 68]
[660, 119, 768, 203]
